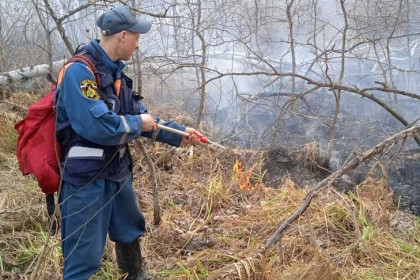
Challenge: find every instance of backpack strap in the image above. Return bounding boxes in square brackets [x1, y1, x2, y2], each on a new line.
[68, 54, 102, 90]
[46, 73, 57, 86]
[57, 54, 100, 88]
[55, 53, 113, 111]
[46, 193, 58, 234]
[73, 43, 86, 55]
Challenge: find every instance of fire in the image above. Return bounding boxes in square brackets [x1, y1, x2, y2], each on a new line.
[233, 159, 252, 190]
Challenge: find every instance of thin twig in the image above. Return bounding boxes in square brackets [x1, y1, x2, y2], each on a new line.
[153, 147, 176, 166]
[0, 100, 28, 111]
[135, 140, 161, 226]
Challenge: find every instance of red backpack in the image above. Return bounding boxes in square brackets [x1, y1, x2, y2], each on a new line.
[15, 88, 62, 194]
[14, 54, 99, 194]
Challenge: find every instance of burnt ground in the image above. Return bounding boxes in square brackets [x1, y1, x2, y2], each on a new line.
[261, 146, 320, 188]
[261, 146, 420, 216]
[388, 150, 420, 215]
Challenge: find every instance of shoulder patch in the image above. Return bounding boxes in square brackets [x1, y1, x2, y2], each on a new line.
[80, 79, 100, 100]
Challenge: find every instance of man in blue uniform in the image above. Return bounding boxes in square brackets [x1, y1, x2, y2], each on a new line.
[55, 6, 201, 280]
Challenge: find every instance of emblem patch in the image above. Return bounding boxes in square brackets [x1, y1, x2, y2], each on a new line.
[80, 80, 99, 100]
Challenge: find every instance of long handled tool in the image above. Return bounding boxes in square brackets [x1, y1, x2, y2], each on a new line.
[157, 124, 225, 148]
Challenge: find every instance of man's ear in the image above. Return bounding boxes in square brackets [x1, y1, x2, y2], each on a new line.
[119, 31, 127, 41]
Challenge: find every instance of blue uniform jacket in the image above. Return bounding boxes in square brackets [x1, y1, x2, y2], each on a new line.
[56, 40, 185, 185]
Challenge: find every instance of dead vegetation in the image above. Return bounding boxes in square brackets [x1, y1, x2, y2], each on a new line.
[1, 91, 420, 280]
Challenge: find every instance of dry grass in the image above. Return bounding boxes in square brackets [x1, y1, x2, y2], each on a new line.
[133, 146, 419, 280]
[1, 91, 419, 280]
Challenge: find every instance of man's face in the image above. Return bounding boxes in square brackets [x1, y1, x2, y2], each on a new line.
[119, 31, 140, 61]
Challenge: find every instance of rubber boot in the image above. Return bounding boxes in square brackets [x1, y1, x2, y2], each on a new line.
[115, 239, 152, 280]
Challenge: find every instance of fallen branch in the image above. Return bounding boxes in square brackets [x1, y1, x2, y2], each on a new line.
[135, 140, 161, 226]
[262, 125, 419, 250]
[153, 147, 176, 166]
[0, 59, 66, 86]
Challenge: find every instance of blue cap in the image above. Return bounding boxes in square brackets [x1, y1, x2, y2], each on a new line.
[96, 6, 152, 36]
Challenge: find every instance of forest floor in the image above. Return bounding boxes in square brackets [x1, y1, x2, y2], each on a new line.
[0, 90, 419, 280]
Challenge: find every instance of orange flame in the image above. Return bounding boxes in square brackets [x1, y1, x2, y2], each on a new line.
[233, 160, 252, 190]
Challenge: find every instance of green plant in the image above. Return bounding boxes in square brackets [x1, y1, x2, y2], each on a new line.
[397, 195, 402, 211]
[361, 268, 383, 280]
[358, 212, 373, 241]
[176, 262, 194, 279]
[16, 225, 61, 270]
[196, 261, 208, 279]
[92, 261, 120, 280]
[252, 169, 267, 184]
[393, 239, 420, 258]
[206, 178, 223, 195]
[347, 190, 359, 202]
[0, 253, 4, 271]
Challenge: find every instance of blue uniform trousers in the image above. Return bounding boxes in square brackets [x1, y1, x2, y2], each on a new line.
[59, 176, 145, 280]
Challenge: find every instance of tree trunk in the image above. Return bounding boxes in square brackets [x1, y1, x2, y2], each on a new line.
[0, 59, 66, 86]
[326, 0, 348, 165]
[43, 0, 75, 55]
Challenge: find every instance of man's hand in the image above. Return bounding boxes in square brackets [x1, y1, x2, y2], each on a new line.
[140, 114, 157, 132]
[182, 127, 204, 146]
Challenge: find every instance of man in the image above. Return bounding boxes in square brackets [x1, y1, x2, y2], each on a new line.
[55, 6, 201, 280]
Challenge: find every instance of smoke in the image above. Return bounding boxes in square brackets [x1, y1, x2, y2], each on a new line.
[2, 0, 419, 163]
[183, 0, 420, 160]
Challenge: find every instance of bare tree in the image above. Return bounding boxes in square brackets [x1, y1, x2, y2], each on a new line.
[2, 0, 420, 151]
[325, 0, 349, 166]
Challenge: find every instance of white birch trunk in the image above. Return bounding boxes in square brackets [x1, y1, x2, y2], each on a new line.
[0, 52, 284, 87]
[0, 59, 67, 86]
